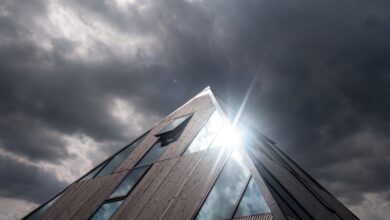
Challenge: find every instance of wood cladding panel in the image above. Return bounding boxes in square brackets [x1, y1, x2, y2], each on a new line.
[133, 151, 205, 220]
[163, 94, 214, 123]
[71, 172, 127, 219]
[160, 147, 232, 220]
[114, 120, 171, 173]
[112, 157, 180, 220]
[41, 172, 126, 220]
[158, 107, 215, 161]
[233, 213, 274, 220]
[39, 182, 82, 219]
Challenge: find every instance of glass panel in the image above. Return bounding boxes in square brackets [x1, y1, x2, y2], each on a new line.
[251, 155, 312, 220]
[90, 200, 123, 220]
[234, 178, 270, 217]
[135, 141, 167, 168]
[109, 166, 149, 198]
[96, 135, 146, 177]
[79, 161, 108, 182]
[184, 111, 224, 154]
[157, 114, 192, 135]
[25, 194, 60, 220]
[196, 149, 251, 220]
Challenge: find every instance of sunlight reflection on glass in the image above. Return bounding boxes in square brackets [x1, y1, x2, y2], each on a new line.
[210, 122, 242, 152]
[185, 111, 225, 154]
[196, 148, 250, 220]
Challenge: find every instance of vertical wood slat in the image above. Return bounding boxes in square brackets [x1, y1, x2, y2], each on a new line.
[41, 172, 127, 220]
[162, 94, 214, 123]
[112, 157, 180, 220]
[39, 182, 83, 219]
[71, 172, 127, 219]
[114, 120, 171, 173]
[160, 147, 233, 220]
[114, 134, 158, 173]
[114, 118, 169, 173]
[233, 213, 274, 220]
[158, 107, 215, 161]
[133, 151, 205, 220]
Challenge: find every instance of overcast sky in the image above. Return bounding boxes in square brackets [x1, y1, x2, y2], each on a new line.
[0, 0, 389, 219]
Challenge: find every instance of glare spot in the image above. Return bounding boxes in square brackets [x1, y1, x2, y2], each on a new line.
[211, 121, 243, 153]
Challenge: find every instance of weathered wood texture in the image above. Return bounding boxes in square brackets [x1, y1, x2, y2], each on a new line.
[233, 213, 274, 220]
[158, 107, 215, 161]
[111, 156, 178, 219]
[163, 94, 214, 122]
[134, 151, 205, 220]
[40, 171, 127, 220]
[160, 147, 233, 220]
[114, 120, 171, 173]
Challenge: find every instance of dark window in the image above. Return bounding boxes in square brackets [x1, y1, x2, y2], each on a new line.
[156, 114, 192, 136]
[184, 111, 224, 154]
[96, 134, 146, 177]
[134, 141, 167, 168]
[156, 114, 192, 145]
[234, 177, 270, 217]
[109, 166, 150, 199]
[90, 200, 123, 220]
[196, 149, 251, 220]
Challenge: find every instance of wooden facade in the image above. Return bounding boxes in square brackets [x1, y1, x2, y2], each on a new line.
[24, 87, 358, 220]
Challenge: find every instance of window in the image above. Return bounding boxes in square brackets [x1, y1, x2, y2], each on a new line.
[96, 134, 146, 177]
[109, 166, 150, 199]
[156, 114, 192, 145]
[135, 141, 169, 168]
[90, 200, 123, 220]
[24, 194, 61, 220]
[156, 114, 192, 136]
[184, 111, 224, 154]
[92, 116, 192, 220]
[196, 149, 251, 220]
[79, 161, 108, 182]
[79, 132, 148, 182]
[250, 154, 312, 220]
[234, 177, 270, 217]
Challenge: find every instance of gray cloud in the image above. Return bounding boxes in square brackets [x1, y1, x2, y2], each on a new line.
[0, 0, 389, 219]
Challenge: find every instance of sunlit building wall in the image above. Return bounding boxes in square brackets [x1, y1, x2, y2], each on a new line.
[23, 88, 359, 220]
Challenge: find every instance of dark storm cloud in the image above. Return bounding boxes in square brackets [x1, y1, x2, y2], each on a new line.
[0, 0, 389, 219]
[0, 154, 67, 203]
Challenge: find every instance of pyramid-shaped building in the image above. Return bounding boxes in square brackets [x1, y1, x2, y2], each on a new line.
[23, 88, 359, 220]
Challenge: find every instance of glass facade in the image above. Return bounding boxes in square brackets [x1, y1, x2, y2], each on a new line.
[234, 177, 270, 217]
[90, 200, 123, 220]
[184, 111, 224, 154]
[196, 149, 251, 220]
[79, 161, 108, 182]
[157, 114, 192, 135]
[109, 166, 150, 198]
[96, 135, 146, 177]
[250, 155, 312, 220]
[135, 141, 167, 168]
